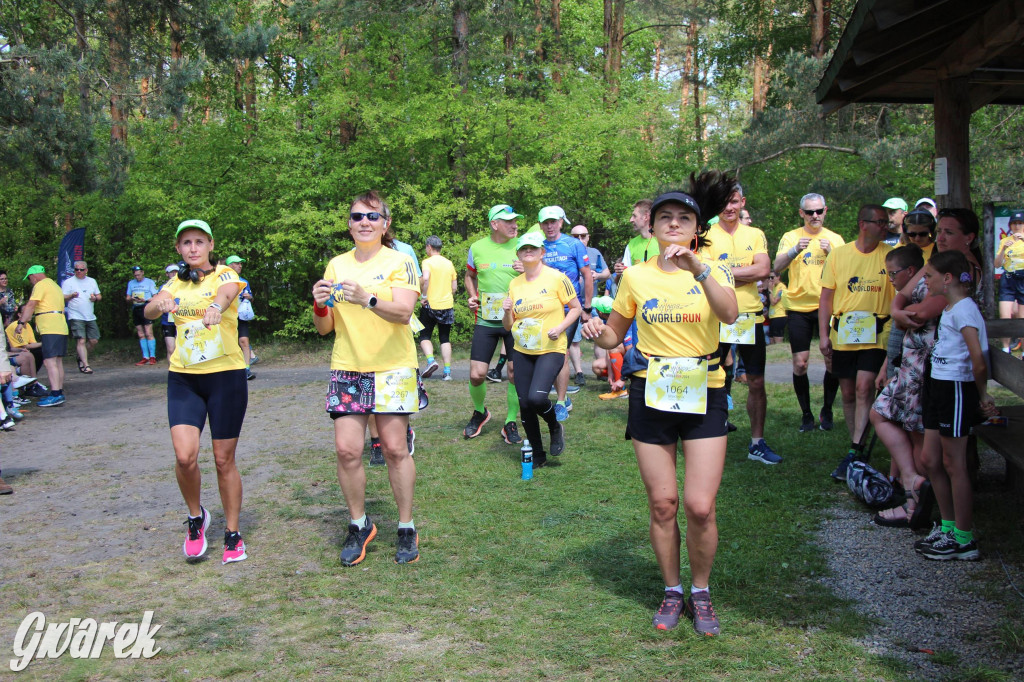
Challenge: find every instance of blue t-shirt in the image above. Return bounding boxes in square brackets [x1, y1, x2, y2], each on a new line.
[126, 278, 158, 306]
[586, 246, 609, 298]
[392, 240, 422, 277]
[542, 233, 589, 302]
[238, 277, 252, 301]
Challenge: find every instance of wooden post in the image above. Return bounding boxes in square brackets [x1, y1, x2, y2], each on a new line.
[983, 202, 996, 317]
[934, 77, 971, 210]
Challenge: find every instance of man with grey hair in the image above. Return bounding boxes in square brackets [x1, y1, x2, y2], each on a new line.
[61, 260, 102, 374]
[774, 193, 844, 433]
[418, 235, 458, 381]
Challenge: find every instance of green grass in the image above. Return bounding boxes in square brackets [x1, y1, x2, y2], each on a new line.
[4, 375, 1020, 680]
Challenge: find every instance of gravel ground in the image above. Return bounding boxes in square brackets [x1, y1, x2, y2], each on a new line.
[818, 448, 1024, 680]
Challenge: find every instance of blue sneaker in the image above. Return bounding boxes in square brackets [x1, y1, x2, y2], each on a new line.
[565, 396, 573, 412]
[554, 402, 569, 422]
[565, 384, 581, 394]
[748, 440, 782, 465]
[38, 395, 66, 407]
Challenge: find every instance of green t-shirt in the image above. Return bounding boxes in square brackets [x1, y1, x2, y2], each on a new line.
[467, 236, 519, 328]
[624, 234, 660, 266]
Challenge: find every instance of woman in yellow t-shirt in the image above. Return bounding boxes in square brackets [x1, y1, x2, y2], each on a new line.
[996, 210, 1024, 354]
[144, 219, 249, 565]
[312, 191, 421, 567]
[501, 231, 581, 467]
[581, 171, 738, 637]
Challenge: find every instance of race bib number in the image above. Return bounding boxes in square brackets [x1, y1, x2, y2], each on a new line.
[837, 311, 876, 345]
[178, 319, 226, 367]
[720, 313, 756, 345]
[374, 367, 419, 413]
[480, 292, 505, 321]
[645, 356, 708, 414]
[132, 290, 146, 303]
[512, 318, 543, 351]
[409, 315, 425, 334]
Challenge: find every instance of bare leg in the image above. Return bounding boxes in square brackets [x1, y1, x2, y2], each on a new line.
[212, 438, 243, 531]
[746, 375, 766, 440]
[333, 414, 370, 519]
[378, 414, 415, 522]
[171, 424, 203, 516]
[682, 435, 726, 588]
[634, 441, 681, 586]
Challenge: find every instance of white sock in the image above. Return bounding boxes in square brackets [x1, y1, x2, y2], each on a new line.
[665, 584, 684, 594]
[751, 438, 763, 447]
[691, 584, 709, 595]
[351, 514, 367, 529]
[398, 520, 415, 530]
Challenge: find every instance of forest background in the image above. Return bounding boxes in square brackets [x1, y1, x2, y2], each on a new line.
[3, 0, 1024, 341]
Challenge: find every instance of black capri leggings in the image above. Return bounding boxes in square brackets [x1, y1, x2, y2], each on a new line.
[511, 349, 564, 457]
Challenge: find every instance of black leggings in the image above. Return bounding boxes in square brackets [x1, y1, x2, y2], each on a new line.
[511, 349, 563, 456]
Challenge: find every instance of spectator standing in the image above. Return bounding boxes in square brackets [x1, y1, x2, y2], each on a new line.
[225, 256, 256, 380]
[882, 198, 908, 246]
[0, 270, 18, 328]
[915, 197, 939, 218]
[613, 200, 660, 285]
[773, 193, 844, 432]
[126, 266, 159, 365]
[418, 236, 458, 381]
[17, 265, 68, 406]
[61, 260, 101, 374]
[995, 210, 1024, 356]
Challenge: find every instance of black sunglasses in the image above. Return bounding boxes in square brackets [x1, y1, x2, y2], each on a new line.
[74, 268, 87, 271]
[904, 231, 931, 238]
[350, 212, 385, 222]
[802, 208, 825, 216]
[886, 265, 912, 280]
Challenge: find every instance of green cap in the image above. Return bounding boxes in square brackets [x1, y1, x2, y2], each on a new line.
[176, 219, 213, 238]
[537, 206, 569, 223]
[592, 295, 614, 315]
[225, 255, 245, 265]
[488, 204, 523, 221]
[882, 197, 908, 212]
[516, 232, 545, 251]
[23, 265, 45, 281]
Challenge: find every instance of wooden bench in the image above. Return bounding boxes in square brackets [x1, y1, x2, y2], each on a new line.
[973, 318, 1024, 493]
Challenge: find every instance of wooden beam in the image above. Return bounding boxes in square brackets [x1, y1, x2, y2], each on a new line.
[938, 0, 1024, 79]
[971, 84, 1011, 112]
[985, 318, 1024, 337]
[988, 348, 1024, 399]
[934, 76, 972, 210]
[984, 203, 997, 317]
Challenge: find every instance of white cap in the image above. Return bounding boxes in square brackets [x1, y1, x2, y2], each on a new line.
[915, 197, 936, 208]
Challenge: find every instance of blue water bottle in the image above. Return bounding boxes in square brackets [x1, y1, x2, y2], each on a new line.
[521, 439, 533, 480]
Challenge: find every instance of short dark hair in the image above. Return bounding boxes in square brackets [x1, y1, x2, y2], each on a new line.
[425, 235, 442, 250]
[633, 199, 653, 212]
[886, 244, 924, 271]
[858, 204, 887, 222]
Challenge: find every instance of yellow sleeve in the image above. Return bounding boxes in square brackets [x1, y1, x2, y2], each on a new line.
[390, 255, 421, 292]
[776, 232, 794, 256]
[821, 250, 838, 290]
[755, 229, 768, 256]
[612, 269, 637, 319]
[557, 274, 575, 306]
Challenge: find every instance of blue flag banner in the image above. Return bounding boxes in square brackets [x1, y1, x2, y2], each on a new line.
[57, 228, 86, 285]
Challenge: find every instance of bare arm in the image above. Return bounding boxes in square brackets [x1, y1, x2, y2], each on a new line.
[465, 270, 480, 312]
[962, 326, 995, 416]
[144, 290, 176, 320]
[733, 253, 771, 284]
[582, 310, 632, 350]
[818, 287, 835, 357]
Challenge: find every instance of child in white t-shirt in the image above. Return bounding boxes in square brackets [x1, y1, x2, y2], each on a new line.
[916, 251, 997, 561]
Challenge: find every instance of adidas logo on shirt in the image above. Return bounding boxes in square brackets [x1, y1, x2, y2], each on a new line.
[686, 286, 701, 295]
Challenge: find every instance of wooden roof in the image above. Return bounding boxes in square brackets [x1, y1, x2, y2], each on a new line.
[817, 0, 1024, 114]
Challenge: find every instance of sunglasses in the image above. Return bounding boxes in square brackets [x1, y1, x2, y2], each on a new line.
[886, 265, 911, 280]
[802, 208, 825, 216]
[904, 231, 931, 238]
[571, 233, 588, 239]
[74, 268, 87, 271]
[350, 212, 385, 222]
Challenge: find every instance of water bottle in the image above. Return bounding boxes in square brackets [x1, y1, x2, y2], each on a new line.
[521, 439, 533, 480]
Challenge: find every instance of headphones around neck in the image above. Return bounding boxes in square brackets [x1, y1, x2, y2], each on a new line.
[177, 262, 215, 284]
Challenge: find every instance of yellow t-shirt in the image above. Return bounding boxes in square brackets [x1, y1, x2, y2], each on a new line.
[163, 265, 246, 374]
[507, 267, 576, 355]
[701, 222, 769, 318]
[28, 277, 69, 335]
[776, 226, 846, 312]
[821, 242, 894, 351]
[6, 321, 36, 348]
[999, 235, 1024, 273]
[324, 247, 420, 372]
[613, 258, 735, 387]
[422, 254, 457, 309]
[769, 282, 788, 319]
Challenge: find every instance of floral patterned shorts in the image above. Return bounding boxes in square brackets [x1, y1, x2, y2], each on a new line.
[325, 369, 427, 417]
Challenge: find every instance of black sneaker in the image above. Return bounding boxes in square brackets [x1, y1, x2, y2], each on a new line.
[914, 524, 948, 552]
[726, 420, 738, 433]
[919, 532, 980, 561]
[830, 450, 863, 482]
[395, 527, 419, 564]
[799, 414, 817, 433]
[369, 438, 385, 466]
[549, 423, 565, 456]
[533, 453, 548, 468]
[818, 409, 834, 431]
[574, 371, 586, 386]
[501, 421, 522, 445]
[246, 368, 256, 381]
[463, 409, 491, 439]
[485, 367, 502, 383]
[340, 520, 377, 566]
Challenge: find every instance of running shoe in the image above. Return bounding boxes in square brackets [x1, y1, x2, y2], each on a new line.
[566, 396, 573, 412]
[12, 376, 35, 390]
[599, 389, 628, 400]
[685, 591, 721, 636]
[395, 527, 419, 564]
[340, 519, 377, 566]
[134, 358, 149, 366]
[914, 523, 947, 553]
[407, 426, 415, 457]
[653, 591, 685, 631]
[819, 409, 834, 431]
[554, 402, 569, 422]
[486, 367, 502, 383]
[748, 440, 782, 465]
[533, 453, 548, 469]
[574, 372, 586, 386]
[222, 531, 247, 564]
[246, 369, 256, 381]
[249, 353, 259, 365]
[148, 357, 157, 365]
[549, 423, 565, 456]
[798, 413, 817, 433]
[38, 395, 65, 407]
[422, 360, 439, 378]
[442, 372, 452, 381]
[0, 417, 14, 431]
[183, 506, 210, 559]
[369, 438, 384, 466]
[501, 421, 522, 445]
[919, 533, 980, 561]
[830, 450, 863, 482]
[463, 408, 491, 438]
[565, 384, 581, 394]
[726, 421, 738, 433]
[7, 405, 24, 421]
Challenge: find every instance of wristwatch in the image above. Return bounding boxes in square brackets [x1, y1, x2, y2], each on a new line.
[365, 295, 378, 309]
[583, 306, 593, 313]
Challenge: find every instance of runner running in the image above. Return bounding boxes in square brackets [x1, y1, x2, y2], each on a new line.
[464, 204, 524, 444]
[582, 171, 739, 637]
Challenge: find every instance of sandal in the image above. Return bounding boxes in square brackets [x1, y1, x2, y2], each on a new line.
[80, 365, 93, 374]
[907, 477, 933, 530]
[873, 503, 910, 528]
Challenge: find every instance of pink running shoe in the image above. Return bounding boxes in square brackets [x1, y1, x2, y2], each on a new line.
[183, 506, 210, 559]
[222, 531, 247, 564]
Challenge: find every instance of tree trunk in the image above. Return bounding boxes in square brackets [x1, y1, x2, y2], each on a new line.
[603, 0, 624, 98]
[107, 0, 128, 143]
[653, 40, 662, 82]
[450, 0, 471, 238]
[551, 0, 562, 84]
[75, 8, 89, 118]
[169, 5, 184, 129]
[809, 0, 831, 58]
